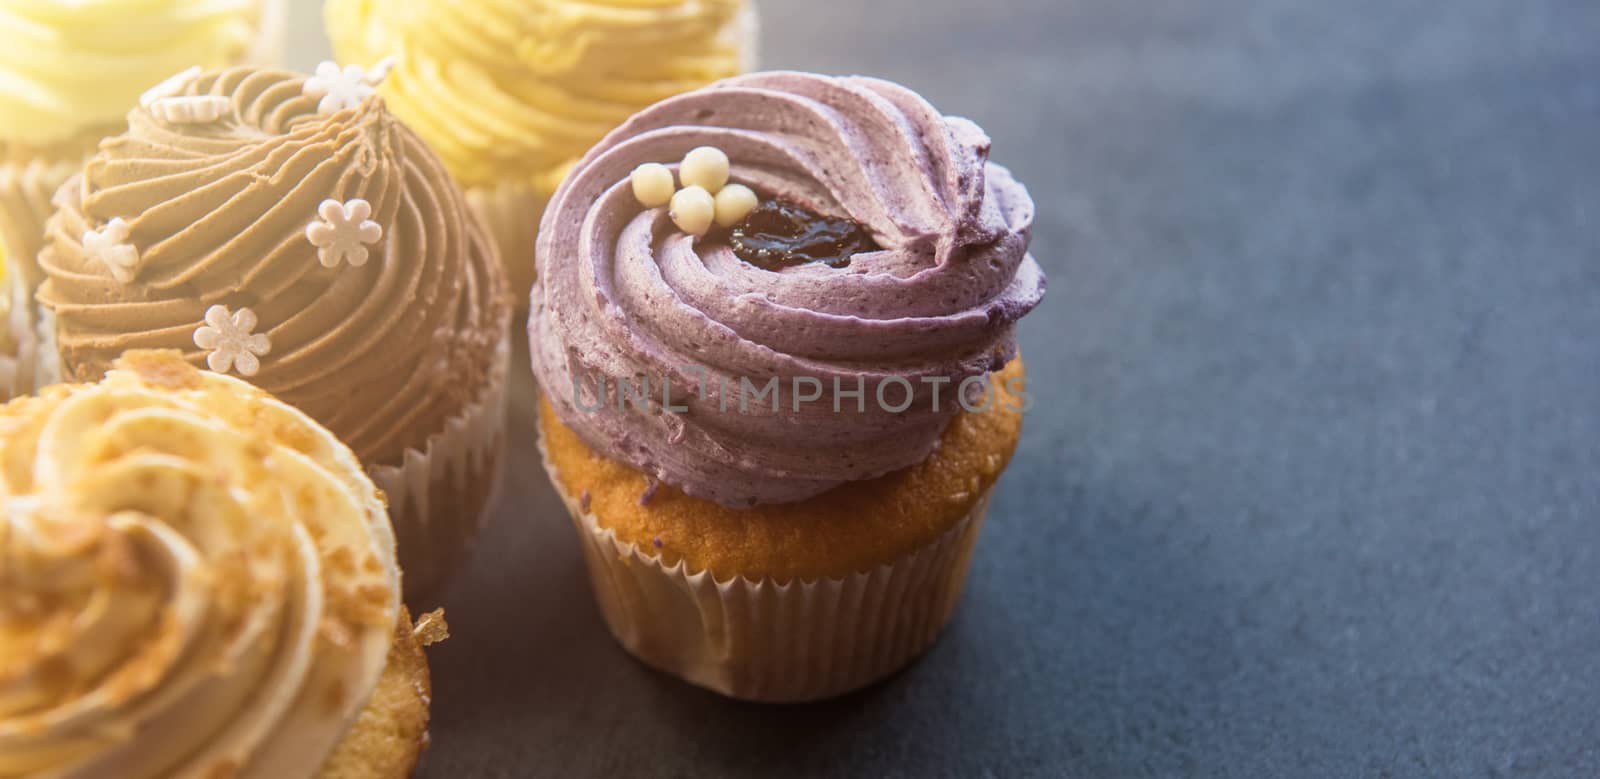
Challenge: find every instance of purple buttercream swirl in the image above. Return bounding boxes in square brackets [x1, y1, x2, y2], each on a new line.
[529, 71, 1047, 507]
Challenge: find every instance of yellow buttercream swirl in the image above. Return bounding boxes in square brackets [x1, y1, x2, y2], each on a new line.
[0, 350, 399, 779]
[326, 0, 752, 193]
[0, 0, 274, 147]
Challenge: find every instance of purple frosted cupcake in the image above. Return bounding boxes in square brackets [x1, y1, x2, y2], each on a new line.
[531, 72, 1045, 701]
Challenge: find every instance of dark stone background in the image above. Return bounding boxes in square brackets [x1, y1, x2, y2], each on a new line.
[290, 0, 1600, 775]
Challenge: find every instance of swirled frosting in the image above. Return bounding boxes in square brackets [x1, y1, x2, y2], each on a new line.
[35, 66, 510, 466]
[0, 0, 276, 148]
[530, 72, 1047, 506]
[325, 0, 753, 193]
[0, 350, 398, 779]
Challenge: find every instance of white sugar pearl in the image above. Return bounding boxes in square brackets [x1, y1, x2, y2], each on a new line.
[670, 186, 716, 236]
[679, 146, 730, 193]
[714, 184, 759, 228]
[631, 163, 676, 208]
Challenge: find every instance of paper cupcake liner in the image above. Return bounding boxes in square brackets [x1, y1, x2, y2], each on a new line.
[370, 334, 511, 604]
[465, 185, 546, 310]
[0, 157, 79, 291]
[0, 288, 53, 402]
[0, 277, 24, 400]
[538, 433, 992, 703]
[0, 157, 76, 402]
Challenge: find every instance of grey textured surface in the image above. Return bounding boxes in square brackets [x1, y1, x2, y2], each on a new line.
[287, 0, 1600, 776]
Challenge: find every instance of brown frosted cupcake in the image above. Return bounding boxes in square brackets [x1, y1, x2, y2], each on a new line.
[0, 0, 286, 400]
[33, 65, 513, 602]
[0, 350, 438, 778]
[529, 72, 1046, 701]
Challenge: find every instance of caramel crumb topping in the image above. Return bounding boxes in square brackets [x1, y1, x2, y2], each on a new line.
[332, 581, 393, 632]
[117, 350, 203, 390]
[412, 609, 449, 647]
[319, 617, 355, 650]
[95, 528, 146, 584]
[325, 545, 357, 576]
[324, 679, 348, 714]
[34, 513, 103, 556]
[103, 608, 184, 705]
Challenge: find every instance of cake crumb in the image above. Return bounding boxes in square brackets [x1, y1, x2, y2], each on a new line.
[413, 608, 449, 647]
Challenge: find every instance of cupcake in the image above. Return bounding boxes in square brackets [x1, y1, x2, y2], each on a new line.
[530, 72, 1047, 701]
[33, 65, 514, 603]
[325, 0, 759, 302]
[0, 0, 286, 400]
[0, 350, 440, 778]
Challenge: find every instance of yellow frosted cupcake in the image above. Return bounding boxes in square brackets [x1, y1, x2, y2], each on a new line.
[0, 0, 286, 401]
[326, 0, 758, 302]
[529, 73, 1047, 701]
[0, 350, 440, 778]
[32, 65, 514, 602]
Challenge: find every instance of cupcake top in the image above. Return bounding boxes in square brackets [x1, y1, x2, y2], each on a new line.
[326, 0, 753, 195]
[36, 65, 510, 466]
[0, 350, 398, 779]
[530, 72, 1046, 506]
[0, 0, 276, 149]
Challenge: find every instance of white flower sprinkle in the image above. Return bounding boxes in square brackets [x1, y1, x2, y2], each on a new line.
[306, 198, 384, 268]
[141, 66, 203, 108]
[303, 61, 377, 115]
[149, 96, 233, 125]
[193, 305, 271, 377]
[83, 218, 140, 284]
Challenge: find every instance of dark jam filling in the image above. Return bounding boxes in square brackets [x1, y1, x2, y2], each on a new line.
[729, 200, 880, 270]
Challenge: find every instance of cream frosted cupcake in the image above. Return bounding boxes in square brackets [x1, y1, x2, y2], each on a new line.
[325, 0, 759, 302]
[530, 72, 1046, 701]
[0, 0, 286, 400]
[0, 350, 441, 779]
[33, 65, 513, 603]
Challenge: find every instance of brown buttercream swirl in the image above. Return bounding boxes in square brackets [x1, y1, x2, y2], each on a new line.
[35, 66, 510, 466]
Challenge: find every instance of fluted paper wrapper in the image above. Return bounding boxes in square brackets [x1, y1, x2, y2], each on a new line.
[539, 435, 991, 703]
[465, 185, 546, 308]
[0, 280, 25, 401]
[0, 157, 79, 290]
[371, 335, 510, 604]
[0, 158, 78, 402]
